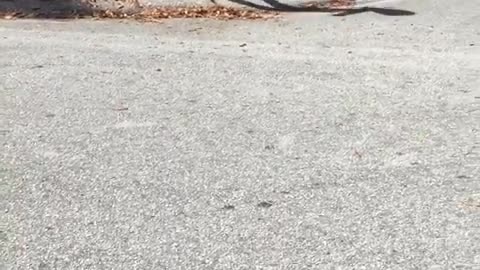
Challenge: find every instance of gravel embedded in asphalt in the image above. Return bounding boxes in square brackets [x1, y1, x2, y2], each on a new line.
[1, 0, 479, 269]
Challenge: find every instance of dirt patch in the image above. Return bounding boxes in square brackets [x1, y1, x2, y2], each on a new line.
[0, 0, 278, 20]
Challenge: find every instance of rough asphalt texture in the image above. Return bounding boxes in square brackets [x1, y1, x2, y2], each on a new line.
[1, 0, 480, 269]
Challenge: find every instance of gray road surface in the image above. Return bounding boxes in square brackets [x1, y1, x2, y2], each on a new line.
[1, 0, 480, 269]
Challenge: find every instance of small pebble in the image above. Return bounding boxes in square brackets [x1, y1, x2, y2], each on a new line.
[257, 201, 273, 208]
[222, 205, 235, 210]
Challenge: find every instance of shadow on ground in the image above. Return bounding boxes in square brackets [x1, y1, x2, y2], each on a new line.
[0, 0, 98, 18]
[0, 0, 277, 20]
[219, 0, 416, 16]
[0, 0, 415, 19]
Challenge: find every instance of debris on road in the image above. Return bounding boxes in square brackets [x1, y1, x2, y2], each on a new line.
[0, 5, 278, 21]
[103, 6, 278, 21]
[257, 201, 274, 208]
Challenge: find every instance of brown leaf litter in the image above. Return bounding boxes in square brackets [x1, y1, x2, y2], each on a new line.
[0, 5, 278, 21]
[99, 6, 278, 20]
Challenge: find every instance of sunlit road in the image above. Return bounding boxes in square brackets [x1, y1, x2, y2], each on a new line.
[1, 0, 479, 269]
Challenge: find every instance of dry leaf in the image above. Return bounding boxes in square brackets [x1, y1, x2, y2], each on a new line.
[0, 5, 277, 21]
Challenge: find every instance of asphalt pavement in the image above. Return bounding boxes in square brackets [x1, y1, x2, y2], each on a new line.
[1, 0, 480, 269]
